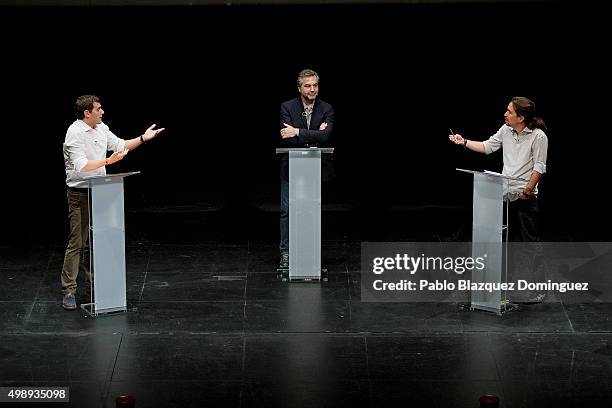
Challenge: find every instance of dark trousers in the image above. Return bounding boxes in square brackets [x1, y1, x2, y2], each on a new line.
[279, 179, 289, 254]
[507, 195, 545, 298]
[61, 188, 91, 295]
[508, 195, 540, 242]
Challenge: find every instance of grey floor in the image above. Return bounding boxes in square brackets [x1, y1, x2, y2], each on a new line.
[1, 209, 611, 408]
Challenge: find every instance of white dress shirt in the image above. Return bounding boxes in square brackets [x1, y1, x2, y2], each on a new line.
[483, 124, 548, 201]
[63, 119, 126, 188]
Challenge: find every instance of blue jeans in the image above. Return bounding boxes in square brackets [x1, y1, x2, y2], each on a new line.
[279, 179, 289, 254]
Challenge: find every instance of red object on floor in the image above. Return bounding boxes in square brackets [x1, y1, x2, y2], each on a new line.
[116, 395, 136, 407]
[479, 394, 500, 408]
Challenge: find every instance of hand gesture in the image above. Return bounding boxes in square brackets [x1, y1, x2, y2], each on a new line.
[449, 133, 465, 145]
[319, 122, 328, 131]
[107, 148, 129, 165]
[142, 124, 165, 143]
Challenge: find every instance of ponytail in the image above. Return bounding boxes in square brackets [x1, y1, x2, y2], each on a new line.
[530, 116, 547, 133]
[511, 96, 547, 132]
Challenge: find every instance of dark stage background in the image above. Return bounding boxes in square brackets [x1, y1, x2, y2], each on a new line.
[1, 1, 609, 245]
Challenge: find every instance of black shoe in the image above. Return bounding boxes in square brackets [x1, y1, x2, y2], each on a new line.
[279, 253, 289, 268]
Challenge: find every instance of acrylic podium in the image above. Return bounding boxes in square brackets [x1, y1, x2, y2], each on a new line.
[456, 168, 527, 315]
[81, 171, 140, 316]
[276, 147, 334, 280]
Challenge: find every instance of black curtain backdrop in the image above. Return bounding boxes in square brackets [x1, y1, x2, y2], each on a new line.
[1, 2, 609, 244]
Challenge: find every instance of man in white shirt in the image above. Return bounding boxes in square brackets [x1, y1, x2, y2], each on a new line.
[61, 95, 165, 310]
[449, 96, 548, 303]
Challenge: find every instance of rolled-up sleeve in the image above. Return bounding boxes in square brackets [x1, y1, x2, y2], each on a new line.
[532, 132, 548, 174]
[64, 131, 88, 172]
[104, 125, 126, 152]
[483, 126, 504, 155]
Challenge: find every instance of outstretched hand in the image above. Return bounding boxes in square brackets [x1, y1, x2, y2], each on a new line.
[142, 124, 165, 143]
[107, 148, 129, 165]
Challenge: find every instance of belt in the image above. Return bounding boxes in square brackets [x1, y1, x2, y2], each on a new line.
[67, 186, 89, 193]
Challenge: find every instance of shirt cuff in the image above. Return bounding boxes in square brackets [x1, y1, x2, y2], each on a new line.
[533, 162, 547, 174]
[482, 141, 493, 155]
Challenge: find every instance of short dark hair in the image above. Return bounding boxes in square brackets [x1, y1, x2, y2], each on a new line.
[74, 95, 100, 119]
[297, 69, 319, 86]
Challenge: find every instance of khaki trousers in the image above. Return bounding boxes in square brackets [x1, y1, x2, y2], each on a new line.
[61, 188, 92, 295]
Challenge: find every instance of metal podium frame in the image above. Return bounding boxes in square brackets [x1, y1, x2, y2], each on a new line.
[276, 147, 334, 281]
[81, 171, 140, 316]
[457, 168, 528, 315]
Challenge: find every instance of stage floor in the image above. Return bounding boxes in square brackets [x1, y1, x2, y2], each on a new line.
[1, 208, 611, 407]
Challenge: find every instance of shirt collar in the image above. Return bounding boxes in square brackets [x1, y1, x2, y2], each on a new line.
[301, 98, 316, 113]
[75, 119, 96, 132]
[508, 124, 533, 136]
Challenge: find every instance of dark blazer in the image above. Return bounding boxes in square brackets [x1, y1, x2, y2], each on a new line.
[279, 97, 335, 181]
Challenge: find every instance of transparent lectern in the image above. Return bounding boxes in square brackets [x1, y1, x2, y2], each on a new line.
[457, 168, 527, 315]
[81, 171, 140, 316]
[276, 148, 334, 280]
